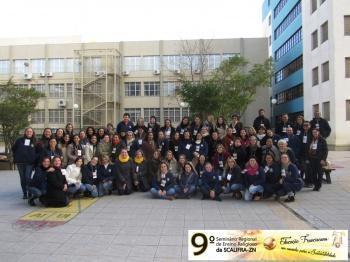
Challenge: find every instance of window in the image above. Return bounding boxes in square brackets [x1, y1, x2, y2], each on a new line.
[124, 108, 141, 122]
[208, 54, 222, 70]
[312, 67, 319, 86]
[322, 101, 330, 121]
[31, 59, 45, 73]
[182, 107, 190, 118]
[49, 58, 65, 72]
[346, 58, 350, 78]
[275, 56, 303, 83]
[124, 56, 141, 72]
[31, 110, 45, 124]
[66, 109, 81, 124]
[268, 15, 271, 26]
[311, 0, 317, 13]
[31, 84, 46, 94]
[0, 60, 10, 74]
[276, 84, 303, 104]
[274, 1, 302, 40]
[222, 53, 238, 61]
[321, 61, 329, 82]
[162, 55, 181, 71]
[91, 57, 102, 71]
[125, 82, 141, 96]
[49, 84, 64, 98]
[49, 109, 64, 124]
[66, 58, 80, 72]
[16, 84, 28, 89]
[144, 82, 160, 96]
[144, 108, 160, 123]
[321, 21, 328, 43]
[313, 104, 319, 114]
[320, 0, 326, 5]
[142, 56, 160, 71]
[311, 30, 318, 50]
[66, 83, 74, 98]
[346, 100, 350, 121]
[163, 82, 177, 96]
[268, 36, 272, 46]
[345, 16, 350, 36]
[13, 59, 27, 74]
[275, 28, 302, 60]
[274, 0, 288, 18]
[164, 107, 181, 122]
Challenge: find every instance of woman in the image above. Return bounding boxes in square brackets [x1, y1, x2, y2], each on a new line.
[79, 130, 88, 146]
[223, 157, 243, 199]
[222, 127, 235, 152]
[175, 162, 198, 199]
[156, 131, 169, 158]
[211, 144, 230, 175]
[175, 154, 187, 178]
[81, 156, 99, 197]
[276, 153, 304, 202]
[293, 115, 304, 136]
[243, 157, 265, 201]
[97, 155, 114, 196]
[124, 131, 136, 158]
[111, 134, 125, 162]
[115, 149, 135, 195]
[38, 128, 52, 149]
[141, 132, 156, 160]
[161, 118, 175, 140]
[12, 127, 39, 199]
[67, 134, 83, 165]
[179, 130, 194, 161]
[55, 128, 65, 149]
[28, 157, 52, 206]
[61, 134, 71, 168]
[228, 114, 243, 136]
[277, 139, 297, 164]
[229, 138, 247, 169]
[214, 116, 227, 140]
[85, 126, 96, 140]
[65, 157, 85, 196]
[165, 150, 178, 175]
[192, 133, 208, 159]
[65, 123, 74, 137]
[169, 132, 181, 160]
[200, 162, 223, 201]
[256, 126, 267, 147]
[83, 135, 98, 165]
[190, 115, 203, 139]
[43, 156, 69, 207]
[262, 154, 281, 199]
[96, 134, 112, 158]
[195, 154, 206, 186]
[239, 129, 250, 148]
[42, 137, 63, 161]
[107, 123, 115, 136]
[97, 128, 106, 143]
[150, 161, 176, 200]
[176, 116, 191, 137]
[146, 150, 162, 186]
[245, 136, 262, 165]
[133, 150, 150, 192]
[147, 116, 161, 139]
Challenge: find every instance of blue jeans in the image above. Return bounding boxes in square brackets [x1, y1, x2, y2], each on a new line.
[224, 183, 243, 194]
[150, 187, 175, 199]
[98, 180, 113, 196]
[17, 163, 33, 195]
[174, 185, 196, 198]
[81, 184, 98, 198]
[68, 184, 85, 194]
[244, 185, 264, 201]
[28, 187, 45, 198]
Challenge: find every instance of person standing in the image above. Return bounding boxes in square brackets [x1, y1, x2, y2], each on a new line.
[253, 109, 271, 131]
[275, 113, 293, 136]
[310, 111, 331, 139]
[116, 113, 135, 139]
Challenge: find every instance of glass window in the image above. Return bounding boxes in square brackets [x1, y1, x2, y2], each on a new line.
[274, 0, 288, 18]
[276, 84, 303, 104]
[49, 109, 64, 124]
[142, 56, 160, 71]
[313, 104, 319, 114]
[31, 110, 45, 124]
[13, 59, 27, 74]
[144, 82, 160, 96]
[49, 58, 65, 73]
[312, 67, 319, 86]
[65, 58, 78, 72]
[163, 82, 177, 96]
[345, 16, 350, 36]
[274, 1, 302, 40]
[321, 61, 329, 82]
[208, 54, 221, 70]
[31, 59, 45, 73]
[125, 82, 141, 96]
[312, 30, 318, 50]
[163, 107, 181, 123]
[0, 60, 10, 74]
[49, 84, 65, 98]
[162, 55, 181, 71]
[124, 56, 141, 72]
[346, 57, 350, 78]
[124, 108, 141, 122]
[322, 101, 330, 121]
[143, 108, 160, 123]
[31, 84, 46, 94]
[275, 56, 303, 83]
[321, 21, 328, 43]
[311, 0, 317, 13]
[275, 28, 302, 60]
[66, 109, 81, 124]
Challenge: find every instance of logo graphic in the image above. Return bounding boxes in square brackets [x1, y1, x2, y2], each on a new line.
[263, 237, 277, 250]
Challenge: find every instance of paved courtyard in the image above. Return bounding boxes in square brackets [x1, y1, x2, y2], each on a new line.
[0, 151, 349, 261]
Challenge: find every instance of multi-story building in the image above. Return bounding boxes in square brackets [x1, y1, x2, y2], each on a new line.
[0, 38, 269, 134]
[262, 0, 304, 122]
[302, 0, 350, 149]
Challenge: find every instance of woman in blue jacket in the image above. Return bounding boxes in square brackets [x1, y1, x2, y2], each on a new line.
[150, 161, 176, 200]
[175, 162, 198, 199]
[200, 162, 223, 201]
[262, 154, 281, 198]
[243, 157, 265, 201]
[193, 133, 208, 159]
[97, 155, 115, 196]
[223, 157, 243, 199]
[81, 156, 99, 198]
[179, 131, 194, 161]
[276, 153, 304, 202]
[12, 127, 39, 199]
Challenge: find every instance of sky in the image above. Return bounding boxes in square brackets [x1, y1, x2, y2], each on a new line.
[0, 0, 264, 43]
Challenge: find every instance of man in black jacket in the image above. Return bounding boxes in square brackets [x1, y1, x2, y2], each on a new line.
[310, 111, 331, 139]
[253, 109, 271, 131]
[275, 113, 293, 136]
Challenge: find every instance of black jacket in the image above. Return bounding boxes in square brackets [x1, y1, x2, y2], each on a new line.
[308, 137, 328, 161]
[82, 163, 99, 185]
[44, 168, 68, 207]
[253, 116, 271, 131]
[223, 166, 243, 186]
[310, 118, 331, 138]
[12, 137, 39, 164]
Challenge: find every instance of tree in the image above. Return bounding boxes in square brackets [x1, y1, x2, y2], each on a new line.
[178, 56, 273, 120]
[0, 79, 44, 159]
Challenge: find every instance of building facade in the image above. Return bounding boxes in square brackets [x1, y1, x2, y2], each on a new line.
[262, 0, 304, 121]
[0, 38, 269, 134]
[302, 0, 350, 149]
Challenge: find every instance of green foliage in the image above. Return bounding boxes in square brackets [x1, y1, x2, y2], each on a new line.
[178, 56, 273, 119]
[0, 79, 44, 156]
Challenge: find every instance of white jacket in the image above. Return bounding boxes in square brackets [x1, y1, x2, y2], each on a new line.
[65, 164, 82, 185]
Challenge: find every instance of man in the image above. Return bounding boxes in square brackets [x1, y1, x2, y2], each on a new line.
[229, 114, 243, 136]
[147, 116, 161, 140]
[310, 111, 331, 139]
[308, 129, 328, 191]
[116, 113, 134, 139]
[253, 109, 271, 131]
[298, 121, 313, 187]
[282, 127, 301, 161]
[275, 113, 292, 136]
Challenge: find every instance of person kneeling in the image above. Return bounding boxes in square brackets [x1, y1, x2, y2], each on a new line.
[134, 150, 150, 192]
[175, 162, 197, 199]
[275, 153, 304, 202]
[97, 155, 114, 196]
[200, 162, 223, 201]
[150, 161, 176, 200]
[243, 157, 265, 201]
[65, 157, 85, 197]
[28, 157, 51, 206]
[81, 157, 99, 198]
[223, 157, 243, 200]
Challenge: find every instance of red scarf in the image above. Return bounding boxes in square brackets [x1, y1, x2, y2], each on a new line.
[246, 164, 259, 176]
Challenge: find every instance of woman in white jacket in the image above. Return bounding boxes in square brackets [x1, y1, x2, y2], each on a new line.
[65, 157, 85, 195]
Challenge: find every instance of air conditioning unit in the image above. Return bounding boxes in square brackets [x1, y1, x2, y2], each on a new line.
[58, 99, 66, 107]
[95, 71, 106, 77]
[153, 70, 160, 75]
[122, 71, 129, 76]
[174, 69, 181, 75]
[39, 72, 46, 77]
[194, 69, 201, 74]
[24, 73, 32, 80]
[46, 72, 53, 77]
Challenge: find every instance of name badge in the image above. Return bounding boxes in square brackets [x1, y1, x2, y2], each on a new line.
[180, 129, 184, 135]
[226, 174, 232, 181]
[260, 123, 265, 127]
[112, 148, 116, 154]
[233, 153, 237, 159]
[218, 176, 222, 181]
[282, 127, 287, 133]
[174, 146, 178, 152]
[24, 139, 30, 146]
[127, 145, 130, 151]
[264, 166, 269, 173]
[281, 169, 286, 177]
[284, 138, 289, 143]
[316, 123, 320, 129]
[296, 130, 301, 136]
[77, 150, 82, 156]
[51, 156, 54, 160]
[31, 170, 35, 179]
[233, 128, 236, 134]
[148, 128, 152, 132]
[136, 166, 139, 172]
[196, 146, 200, 151]
[186, 144, 191, 150]
[312, 143, 317, 150]
[161, 180, 166, 187]
[138, 139, 142, 145]
[219, 161, 224, 168]
[303, 136, 307, 144]
[165, 130, 171, 137]
[93, 171, 97, 179]
[193, 130, 198, 136]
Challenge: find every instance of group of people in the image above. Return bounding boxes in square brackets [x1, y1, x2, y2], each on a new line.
[11, 108, 330, 206]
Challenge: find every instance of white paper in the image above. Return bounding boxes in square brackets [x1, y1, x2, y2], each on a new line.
[226, 174, 232, 181]
[303, 136, 307, 144]
[77, 150, 82, 156]
[312, 143, 317, 150]
[24, 139, 30, 146]
[185, 144, 191, 150]
[93, 171, 97, 179]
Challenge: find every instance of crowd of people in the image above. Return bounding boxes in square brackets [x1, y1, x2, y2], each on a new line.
[11, 109, 330, 206]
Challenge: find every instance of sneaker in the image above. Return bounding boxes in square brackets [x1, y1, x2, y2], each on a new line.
[28, 197, 36, 206]
[304, 183, 313, 188]
[284, 196, 295, 202]
[312, 187, 320, 192]
[234, 191, 243, 200]
[22, 193, 28, 200]
[215, 196, 222, 202]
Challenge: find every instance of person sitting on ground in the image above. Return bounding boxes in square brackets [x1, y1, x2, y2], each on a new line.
[97, 155, 115, 196]
[200, 162, 223, 201]
[65, 157, 85, 197]
[133, 150, 150, 192]
[175, 162, 198, 199]
[242, 157, 265, 201]
[262, 154, 281, 199]
[115, 149, 135, 195]
[81, 156, 99, 198]
[223, 157, 243, 200]
[150, 161, 176, 200]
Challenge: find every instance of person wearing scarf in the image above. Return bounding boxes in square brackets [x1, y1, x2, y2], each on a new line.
[115, 149, 135, 195]
[175, 162, 198, 199]
[200, 162, 223, 201]
[150, 161, 176, 200]
[124, 131, 136, 158]
[275, 153, 304, 202]
[243, 157, 265, 201]
[223, 157, 243, 200]
[133, 150, 149, 192]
